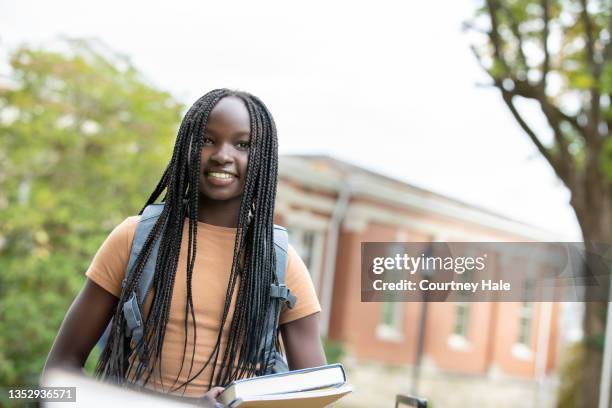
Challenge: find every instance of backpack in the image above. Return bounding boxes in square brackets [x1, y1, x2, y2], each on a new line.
[100, 203, 297, 376]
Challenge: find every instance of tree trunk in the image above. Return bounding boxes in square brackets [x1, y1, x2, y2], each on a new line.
[575, 204, 611, 408]
[578, 301, 607, 408]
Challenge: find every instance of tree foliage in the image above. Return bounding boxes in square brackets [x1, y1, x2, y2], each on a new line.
[467, 1, 610, 406]
[468, 0, 612, 235]
[0, 39, 183, 386]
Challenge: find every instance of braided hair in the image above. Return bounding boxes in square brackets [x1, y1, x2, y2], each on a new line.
[95, 89, 280, 392]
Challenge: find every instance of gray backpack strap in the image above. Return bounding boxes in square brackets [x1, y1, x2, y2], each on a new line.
[259, 225, 297, 374]
[269, 225, 297, 308]
[121, 203, 165, 358]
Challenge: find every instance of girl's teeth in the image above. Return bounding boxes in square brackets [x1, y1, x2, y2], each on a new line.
[208, 172, 233, 179]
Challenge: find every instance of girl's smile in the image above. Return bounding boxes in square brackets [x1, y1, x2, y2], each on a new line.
[205, 170, 237, 186]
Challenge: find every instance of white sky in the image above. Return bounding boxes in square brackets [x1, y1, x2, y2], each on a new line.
[0, 0, 582, 239]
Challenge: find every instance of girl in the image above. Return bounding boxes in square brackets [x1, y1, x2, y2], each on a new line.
[43, 89, 326, 403]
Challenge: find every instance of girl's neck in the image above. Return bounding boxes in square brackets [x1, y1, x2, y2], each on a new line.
[197, 195, 242, 228]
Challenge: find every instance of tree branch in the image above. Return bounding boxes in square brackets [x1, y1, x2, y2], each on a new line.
[580, 0, 597, 70]
[604, 3, 612, 63]
[500, 90, 561, 172]
[540, 0, 550, 89]
[462, 21, 488, 36]
[604, 3, 612, 132]
[512, 78, 582, 132]
[478, 0, 576, 187]
[485, 0, 507, 72]
[500, 3, 529, 72]
[579, 0, 601, 144]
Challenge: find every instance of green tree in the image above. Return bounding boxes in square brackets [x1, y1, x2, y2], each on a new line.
[467, 1, 610, 406]
[0, 39, 183, 387]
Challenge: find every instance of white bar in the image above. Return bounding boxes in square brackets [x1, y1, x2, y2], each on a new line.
[598, 272, 612, 408]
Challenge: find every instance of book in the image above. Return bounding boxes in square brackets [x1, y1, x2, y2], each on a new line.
[224, 384, 353, 408]
[220, 364, 351, 408]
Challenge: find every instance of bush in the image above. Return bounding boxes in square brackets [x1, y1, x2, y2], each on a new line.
[557, 341, 583, 408]
[323, 338, 346, 364]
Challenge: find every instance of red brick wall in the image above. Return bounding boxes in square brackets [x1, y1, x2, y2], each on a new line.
[326, 218, 560, 378]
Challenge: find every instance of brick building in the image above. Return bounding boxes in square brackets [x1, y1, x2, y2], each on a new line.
[274, 154, 561, 382]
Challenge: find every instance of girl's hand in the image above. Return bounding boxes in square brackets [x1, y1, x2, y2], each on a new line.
[200, 386, 225, 407]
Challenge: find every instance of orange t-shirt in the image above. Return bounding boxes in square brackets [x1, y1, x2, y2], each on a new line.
[85, 216, 321, 397]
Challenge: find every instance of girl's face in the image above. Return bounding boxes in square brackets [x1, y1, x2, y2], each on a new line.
[198, 96, 250, 202]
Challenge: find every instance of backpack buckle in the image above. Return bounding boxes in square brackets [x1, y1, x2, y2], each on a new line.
[122, 292, 144, 341]
[270, 284, 297, 309]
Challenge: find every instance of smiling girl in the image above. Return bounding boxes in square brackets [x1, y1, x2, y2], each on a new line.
[43, 89, 326, 403]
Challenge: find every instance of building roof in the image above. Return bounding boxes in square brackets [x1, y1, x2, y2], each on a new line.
[279, 154, 564, 241]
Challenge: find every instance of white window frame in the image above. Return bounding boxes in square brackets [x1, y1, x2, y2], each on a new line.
[286, 217, 325, 293]
[376, 301, 404, 342]
[453, 301, 471, 339]
[376, 240, 405, 342]
[452, 257, 473, 340]
[517, 301, 534, 346]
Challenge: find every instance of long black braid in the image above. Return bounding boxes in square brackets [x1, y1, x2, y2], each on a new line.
[95, 89, 280, 393]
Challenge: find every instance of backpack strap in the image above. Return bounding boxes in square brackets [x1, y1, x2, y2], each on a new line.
[269, 225, 297, 309]
[258, 225, 297, 374]
[121, 203, 164, 358]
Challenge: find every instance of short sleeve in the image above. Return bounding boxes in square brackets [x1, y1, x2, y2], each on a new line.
[85, 216, 139, 297]
[279, 244, 322, 325]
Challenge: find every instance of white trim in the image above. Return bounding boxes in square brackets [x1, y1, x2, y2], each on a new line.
[275, 199, 290, 215]
[279, 158, 341, 192]
[377, 300, 404, 343]
[275, 205, 328, 295]
[599, 276, 612, 408]
[279, 156, 564, 241]
[349, 176, 561, 241]
[534, 301, 553, 407]
[376, 324, 404, 343]
[395, 230, 409, 241]
[512, 343, 534, 361]
[342, 215, 369, 232]
[447, 334, 472, 351]
[319, 184, 352, 337]
[343, 202, 516, 241]
[285, 225, 325, 294]
[283, 209, 329, 231]
[310, 232, 325, 293]
[276, 183, 337, 214]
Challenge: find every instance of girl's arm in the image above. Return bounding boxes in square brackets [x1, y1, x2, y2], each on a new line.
[280, 312, 327, 370]
[43, 279, 118, 375]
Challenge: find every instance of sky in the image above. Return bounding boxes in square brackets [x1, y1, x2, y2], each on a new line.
[0, 0, 582, 239]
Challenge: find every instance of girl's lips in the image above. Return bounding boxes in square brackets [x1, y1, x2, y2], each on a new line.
[205, 172, 236, 187]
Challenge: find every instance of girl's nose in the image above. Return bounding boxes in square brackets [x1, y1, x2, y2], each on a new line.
[210, 142, 233, 164]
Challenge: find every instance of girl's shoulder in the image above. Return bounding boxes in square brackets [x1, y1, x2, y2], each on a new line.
[85, 215, 141, 297]
[112, 215, 141, 245]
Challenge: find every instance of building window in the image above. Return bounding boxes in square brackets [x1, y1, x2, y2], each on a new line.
[377, 243, 404, 341]
[517, 302, 534, 345]
[291, 229, 316, 269]
[377, 301, 404, 342]
[517, 275, 535, 346]
[287, 226, 324, 291]
[453, 303, 470, 337]
[452, 272, 472, 338]
[381, 301, 400, 327]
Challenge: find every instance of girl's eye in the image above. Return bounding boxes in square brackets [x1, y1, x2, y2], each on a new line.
[236, 141, 251, 150]
[203, 137, 214, 146]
